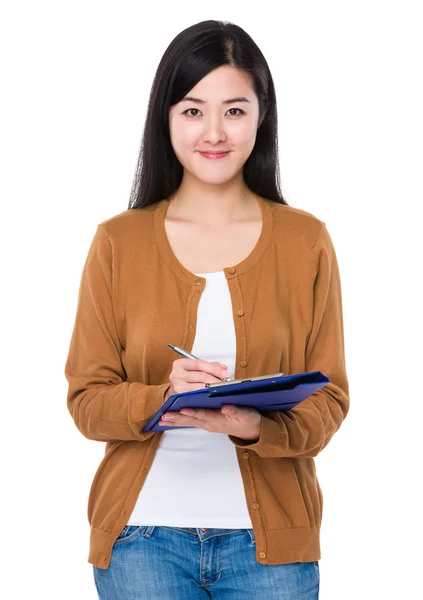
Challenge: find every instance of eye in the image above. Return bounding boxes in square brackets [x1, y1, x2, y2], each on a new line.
[227, 108, 245, 117]
[183, 108, 202, 118]
[182, 108, 246, 118]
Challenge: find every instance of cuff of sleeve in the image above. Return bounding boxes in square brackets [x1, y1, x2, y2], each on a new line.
[129, 382, 171, 439]
[227, 414, 283, 456]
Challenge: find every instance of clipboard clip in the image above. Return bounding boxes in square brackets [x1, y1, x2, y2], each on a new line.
[205, 372, 284, 388]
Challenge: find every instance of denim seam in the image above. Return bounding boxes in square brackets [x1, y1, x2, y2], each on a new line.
[114, 525, 145, 545]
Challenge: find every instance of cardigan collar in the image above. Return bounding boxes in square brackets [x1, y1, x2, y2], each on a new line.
[153, 193, 274, 286]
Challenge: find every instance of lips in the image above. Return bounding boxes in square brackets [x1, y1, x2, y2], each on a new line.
[199, 151, 230, 159]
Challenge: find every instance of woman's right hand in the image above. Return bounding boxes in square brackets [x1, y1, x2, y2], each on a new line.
[163, 358, 230, 402]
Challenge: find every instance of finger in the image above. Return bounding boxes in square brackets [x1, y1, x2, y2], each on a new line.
[211, 361, 228, 369]
[221, 405, 257, 418]
[176, 371, 222, 385]
[179, 408, 219, 420]
[181, 359, 228, 380]
[221, 405, 241, 417]
[159, 414, 197, 426]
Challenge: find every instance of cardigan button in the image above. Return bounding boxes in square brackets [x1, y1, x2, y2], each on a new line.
[188, 323, 193, 329]
[259, 552, 266, 559]
[240, 360, 247, 367]
[228, 267, 236, 274]
[253, 503, 260, 510]
[237, 309, 244, 317]
[243, 452, 250, 459]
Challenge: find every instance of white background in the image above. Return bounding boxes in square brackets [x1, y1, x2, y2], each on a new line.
[1, 1, 422, 598]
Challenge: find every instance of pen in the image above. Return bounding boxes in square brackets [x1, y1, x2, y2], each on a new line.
[168, 344, 233, 382]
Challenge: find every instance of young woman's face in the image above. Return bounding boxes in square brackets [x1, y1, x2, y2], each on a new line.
[169, 65, 261, 185]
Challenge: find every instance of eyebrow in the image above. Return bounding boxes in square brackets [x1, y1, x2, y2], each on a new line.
[180, 96, 251, 105]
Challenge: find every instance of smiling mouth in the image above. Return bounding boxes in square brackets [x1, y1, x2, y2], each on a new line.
[198, 150, 230, 154]
[198, 151, 230, 159]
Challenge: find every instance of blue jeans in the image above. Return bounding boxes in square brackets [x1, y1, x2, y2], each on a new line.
[93, 525, 319, 599]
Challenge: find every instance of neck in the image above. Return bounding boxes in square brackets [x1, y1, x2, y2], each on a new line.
[168, 172, 259, 226]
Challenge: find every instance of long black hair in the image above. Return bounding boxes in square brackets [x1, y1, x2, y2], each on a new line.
[128, 20, 288, 210]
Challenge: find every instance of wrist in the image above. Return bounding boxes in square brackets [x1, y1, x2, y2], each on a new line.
[163, 386, 172, 403]
[242, 422, 261, 442]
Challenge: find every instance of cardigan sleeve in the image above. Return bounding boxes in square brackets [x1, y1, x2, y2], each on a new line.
[64, 225, 170, 442]
[228, 223, 350, 458]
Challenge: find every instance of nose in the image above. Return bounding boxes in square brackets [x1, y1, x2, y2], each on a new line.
[201, 116, 227, 145]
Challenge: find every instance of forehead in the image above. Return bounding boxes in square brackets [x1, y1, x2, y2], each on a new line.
[180, 66, 255, 103]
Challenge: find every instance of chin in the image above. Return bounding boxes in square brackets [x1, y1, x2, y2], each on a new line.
[183, 162, 243, 185]
[194, 172, 238, 185]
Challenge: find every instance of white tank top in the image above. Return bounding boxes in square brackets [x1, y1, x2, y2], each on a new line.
[127, 270, 253, 528]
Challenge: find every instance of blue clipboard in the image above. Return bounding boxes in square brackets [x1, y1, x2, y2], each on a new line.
[143, 370, 329, 432]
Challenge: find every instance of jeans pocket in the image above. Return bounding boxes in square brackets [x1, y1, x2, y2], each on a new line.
[114, 525, 145, 545]
[247, 528, 256, 544]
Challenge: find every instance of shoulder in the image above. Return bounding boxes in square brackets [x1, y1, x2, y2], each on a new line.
[265, 199, 326, 249]
[95, 200, 165, 243]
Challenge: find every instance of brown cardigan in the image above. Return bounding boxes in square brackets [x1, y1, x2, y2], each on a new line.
[64, 195, 350, 569]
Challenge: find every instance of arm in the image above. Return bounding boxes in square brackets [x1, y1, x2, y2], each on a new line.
[64, 225, 170, 442]
[228, 223, 350, 458]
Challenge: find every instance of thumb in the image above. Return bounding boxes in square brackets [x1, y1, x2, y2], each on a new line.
[221, 405, 236, 415]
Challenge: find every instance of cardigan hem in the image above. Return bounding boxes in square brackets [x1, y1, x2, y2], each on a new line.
[88, 524, 321, 570]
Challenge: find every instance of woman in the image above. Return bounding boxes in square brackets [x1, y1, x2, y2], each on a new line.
[65, 19, 349, 600]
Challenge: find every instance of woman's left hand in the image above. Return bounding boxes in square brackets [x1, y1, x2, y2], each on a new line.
[159, 405, 262, 441]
